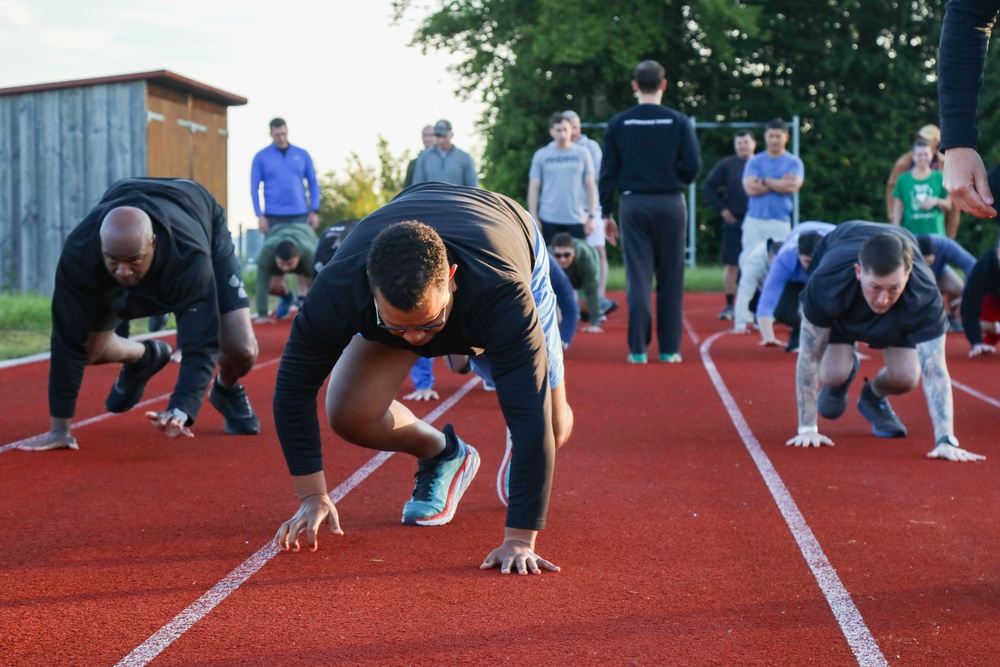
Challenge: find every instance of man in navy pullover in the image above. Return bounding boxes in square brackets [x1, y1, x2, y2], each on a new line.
[599, 60, 702, 364]
[250, 118, 321, 233]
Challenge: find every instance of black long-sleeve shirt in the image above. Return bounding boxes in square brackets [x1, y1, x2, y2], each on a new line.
[701, 154, 749, 217]
[50, 178, 233, 422]
[960, 248, 1000, 345]
[939, 0, 1000, 150]
[273, 183, 556, 531]
[599, 103, 702, 214]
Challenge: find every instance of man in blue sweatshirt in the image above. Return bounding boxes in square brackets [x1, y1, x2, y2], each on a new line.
[250, 118, 321, 234]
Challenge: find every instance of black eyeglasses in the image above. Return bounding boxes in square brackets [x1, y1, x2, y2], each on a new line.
[374, 298, 448, 333]
[552, 252, 573, 259]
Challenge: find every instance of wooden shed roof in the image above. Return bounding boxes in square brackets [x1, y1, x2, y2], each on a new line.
[0, 70, 247, 106]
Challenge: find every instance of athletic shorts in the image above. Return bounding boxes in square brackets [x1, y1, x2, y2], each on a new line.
[471, 225, 565, 389]
[828, 320, 918, 350]
[721, 217, 744, 265]
[541, 221, 585, 246]
[585, 211, 606, 248]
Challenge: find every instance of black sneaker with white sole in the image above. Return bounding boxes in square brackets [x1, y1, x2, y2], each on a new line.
[105, 340, 173, 413]
[209, 379, 260, 435]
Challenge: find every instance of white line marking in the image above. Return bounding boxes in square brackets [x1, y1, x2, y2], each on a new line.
[682, 315, 700, 345]
[699, 331, 887, 667]
[0, 330, 177, 369]
[952, 379, 1000, 409]
[114, 375, 481, 667]
[1, 357, 280, 453]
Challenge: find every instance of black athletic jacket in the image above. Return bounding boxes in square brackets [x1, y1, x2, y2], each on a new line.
[273, 183, 556, 531]
[50, 178, 234, 423]
[939, 0, 1000, 150]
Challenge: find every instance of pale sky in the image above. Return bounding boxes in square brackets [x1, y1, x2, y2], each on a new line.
[0, 0, 483, 231]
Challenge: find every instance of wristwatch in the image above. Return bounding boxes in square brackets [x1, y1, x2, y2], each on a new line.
[936, 435, 959, 448]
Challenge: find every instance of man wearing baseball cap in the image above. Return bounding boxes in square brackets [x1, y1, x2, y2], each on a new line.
[412, 119, 479, 187]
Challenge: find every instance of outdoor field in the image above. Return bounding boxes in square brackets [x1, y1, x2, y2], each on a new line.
[2, 291, 998, 667]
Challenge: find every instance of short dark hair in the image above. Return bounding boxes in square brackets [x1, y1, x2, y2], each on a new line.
[269, 117, 286, 131]
[550, 232, 575, 249]
[367, 221, 450, 310]
[917, 234, 938, 257]
[765, 118, 789, 133]
[913, 138, 931, 151]
[797, 232, 823, 257]
[858, 232, 913, 277]
[275, 240, 300, 262]
[549, 113, 569, 128]
[734, 129, 754, 141]
[633, 60, 665, 93]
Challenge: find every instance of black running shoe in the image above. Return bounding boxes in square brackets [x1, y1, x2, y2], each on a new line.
[209, 379, 260, 435]
[105, 340, 172, 413]
[816, 354, 859, 420]
[857, 380, 908, 438]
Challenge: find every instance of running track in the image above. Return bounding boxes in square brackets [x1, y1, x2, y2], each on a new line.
[1, 292, 998, 666]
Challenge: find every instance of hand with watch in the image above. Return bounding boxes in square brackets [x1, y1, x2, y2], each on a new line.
[144, 408, 195, 439]
[926, 434, 986, 462]
[785, 424, 835, 448]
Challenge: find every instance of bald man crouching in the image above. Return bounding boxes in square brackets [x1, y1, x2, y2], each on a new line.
[19, 178, 260, 452]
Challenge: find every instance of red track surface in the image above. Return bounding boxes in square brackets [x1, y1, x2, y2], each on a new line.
[2, 292, 999, 666]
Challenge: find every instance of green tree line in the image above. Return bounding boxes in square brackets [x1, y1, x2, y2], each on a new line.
[387, 0, 1000, 261]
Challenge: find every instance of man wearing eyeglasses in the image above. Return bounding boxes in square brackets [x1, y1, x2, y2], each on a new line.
[549, 232, 607, 333]
[272, 182, 572, 576]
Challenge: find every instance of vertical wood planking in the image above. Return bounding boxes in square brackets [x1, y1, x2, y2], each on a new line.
[36, 92, 61, 295]
[108, 83, 132, 182]
[59, 87, 85, 239]
[131, 82, 148, 177]
[0, 98, 12, 290]
[15, 94, 36, 292]
[83, 84, 109, 209]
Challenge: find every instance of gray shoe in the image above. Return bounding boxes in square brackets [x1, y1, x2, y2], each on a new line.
[857, 380, 907, 438]
[817, 354, 859, 420]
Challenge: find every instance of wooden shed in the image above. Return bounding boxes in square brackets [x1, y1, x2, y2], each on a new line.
[0, 70, 247, 295]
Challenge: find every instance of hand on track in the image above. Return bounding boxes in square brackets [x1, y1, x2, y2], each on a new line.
[480, 539, 560, 575]
[145, 411, 194, 438]
[273, 494, 343, 553]
[968, 343, 995, 358]
[785, 432, 834, 447]
[927, 444, 986, 462]
[17, 431, 79, 451]
[403, 388, 439, 401]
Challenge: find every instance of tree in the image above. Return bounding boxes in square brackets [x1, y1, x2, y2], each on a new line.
[317, 136, 410, 228]
[395, 0, 1000, 259]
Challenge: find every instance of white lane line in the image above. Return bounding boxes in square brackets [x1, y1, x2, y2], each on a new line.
[700, 331, 888, 667]
[0, 330, 178, 369]
[682, 315, 700, 346]
[952, 378, 1000, 409]
[1, 357, 280, 453]
[114, 375, 481, 667]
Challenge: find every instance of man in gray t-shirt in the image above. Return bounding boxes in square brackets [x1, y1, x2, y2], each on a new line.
[413, 119, 479, 187]
[528, 113, 598, 244]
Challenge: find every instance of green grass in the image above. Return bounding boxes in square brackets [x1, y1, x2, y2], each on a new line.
[0, 264, 725, 361]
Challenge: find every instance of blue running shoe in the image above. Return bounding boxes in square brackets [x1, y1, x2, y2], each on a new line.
[659, 353, 682, 363]
[627, 353, 647, 364]
[274, 293, 295, 319]
[497, 428, 512, 507]
[402, 425, 481, 526]
[857, 379, 907, 438]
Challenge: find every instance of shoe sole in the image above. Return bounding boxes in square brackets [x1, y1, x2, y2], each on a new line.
[497, 430, 512, 507]
[406, 446, 481, 526]
[856, 399, 907, 438]
[105, 341, 173, 413]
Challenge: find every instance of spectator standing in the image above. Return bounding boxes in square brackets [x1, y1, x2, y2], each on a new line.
[599, 60, 702, 364]
[412, 120, 479, 187]
[528, 113, 599, 244]
[702, 130, 756, 320]
[741, 119, 804, 254]
[890, 139, 953, 236]
[251, 118, 321, 233]
[885, 124, 961, 237]
[562, 110, 612, 307]
[404, 125, 436, 189]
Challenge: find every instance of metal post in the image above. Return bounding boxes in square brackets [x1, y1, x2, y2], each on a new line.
[792, 114, 800, 226]
[687, 117, 697, 267]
